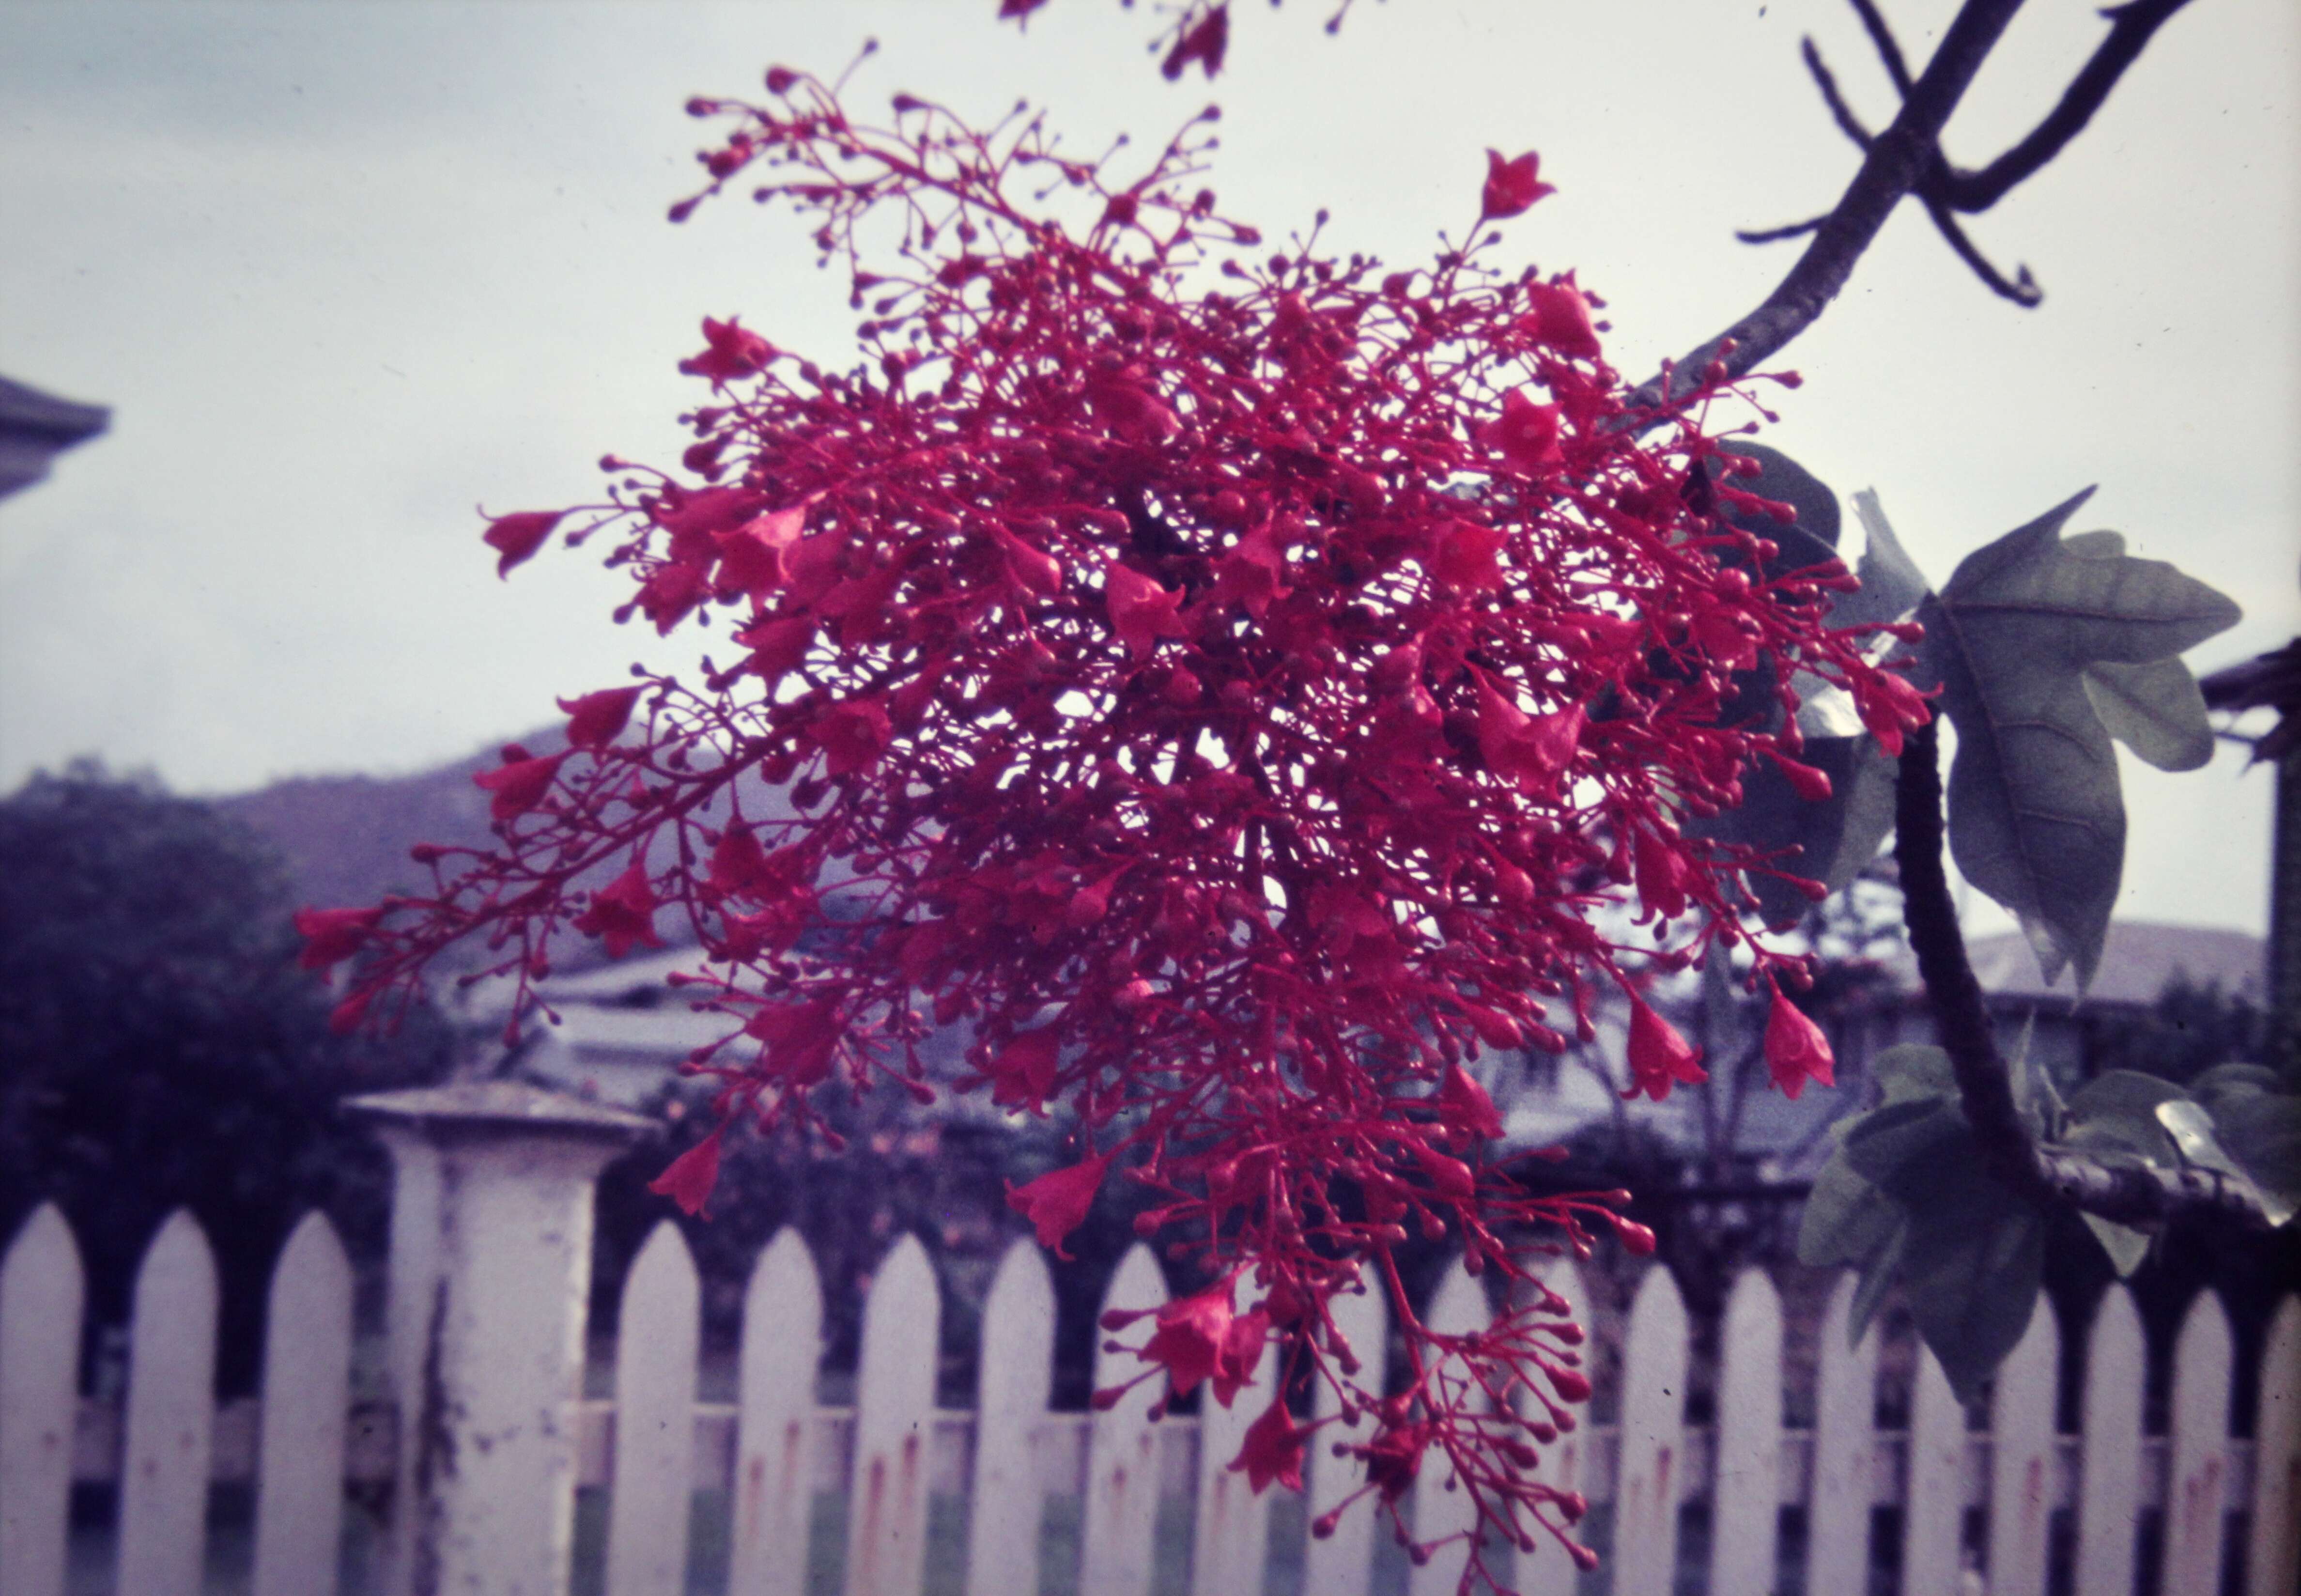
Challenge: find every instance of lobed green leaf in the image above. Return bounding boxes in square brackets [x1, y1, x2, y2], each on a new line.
[1918, 491, 2242, 989]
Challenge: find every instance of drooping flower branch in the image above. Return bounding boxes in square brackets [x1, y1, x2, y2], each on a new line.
[308, 65, 1915, 1586]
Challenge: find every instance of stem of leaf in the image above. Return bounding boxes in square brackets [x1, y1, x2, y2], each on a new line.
[1894, 720, 2275, 1229]
[1892, 720, 2040, 1195]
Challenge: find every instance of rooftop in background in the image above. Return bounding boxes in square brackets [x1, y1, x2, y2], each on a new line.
[0, 375, 108, 501]
[1891, 921, 2267, 1011]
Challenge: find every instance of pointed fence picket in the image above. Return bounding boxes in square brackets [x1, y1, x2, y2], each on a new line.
[844, 1236, 942, 1596]
[1303, 1260, 1388, 1596]
[967, 1238, 1055, 1596]
[2162, 1290, 2235, 1596]
[1805, 1272, 1879, 1596]
[2077, 1286, 2146, 1596]
[2249, 1295, 2301, 1596]
[1610, 1266, 1689, 1596]
[10, 1184, 2301, 1596]
[1081, 1243, 1170, 1596]
[1708, 1269, 1782, 1596]
[608, 1221, 702, 1596]
[1987, 1295, 2059, 1596]
[250, 1211, 353, 1596]
[1901, 1341, 1969, 1596]
[0, 1204, 82, 1596]
[1191, 1330, 1277, 1596]
[731, 1227, 824, 1596]
[116, 1209, 220, 1596]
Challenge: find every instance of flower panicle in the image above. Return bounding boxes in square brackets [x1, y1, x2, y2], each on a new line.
[324, 66, 1905, 1595]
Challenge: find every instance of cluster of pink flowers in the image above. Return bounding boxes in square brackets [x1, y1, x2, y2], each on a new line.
[304, 66, 1918, 1586]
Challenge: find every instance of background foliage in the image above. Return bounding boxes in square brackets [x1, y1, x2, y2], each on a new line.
[0, 765, 453, 1393]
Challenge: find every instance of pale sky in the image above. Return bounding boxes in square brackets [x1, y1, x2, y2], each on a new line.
[2, 0, 2295, 937]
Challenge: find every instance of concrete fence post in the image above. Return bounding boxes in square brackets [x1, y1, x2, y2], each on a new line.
[347, 1082, 653, 1596]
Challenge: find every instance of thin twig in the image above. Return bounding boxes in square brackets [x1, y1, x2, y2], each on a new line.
[1920, 197, 2042, 304]
[1734, 215, 1831, 246]
[1846, 0, 1916, 94]
[1801, 35, 1876, 147]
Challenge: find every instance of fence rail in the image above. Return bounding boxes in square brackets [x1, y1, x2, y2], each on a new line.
[3, 1100, 2298, 1596]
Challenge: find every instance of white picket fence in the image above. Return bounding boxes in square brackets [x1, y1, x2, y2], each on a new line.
[3, 1147, 2299, 1596]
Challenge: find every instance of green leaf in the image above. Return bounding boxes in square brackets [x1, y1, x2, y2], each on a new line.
[2056, 1098, 2193, 1271]
[1906, 1199, 2048, 1405]
[2189, 1062, 2284, 1107]
[2066, 1069, 2191, 1123]
[1693, 732, 1901, 927]
[2082, 1213, 2153, 1277]
[1826, 734, 1903, 884]
[1844, 1098, 1969, 1189]
[2082, 658, 2215, 772]
[1837, 489, 1932, 632]
[1918, 490, 2244, 990]
[2059, 1069, 2188, 1167]
[2157, 1100, 2289, 1225]
[1843, 1099, 2050, 1401]
[1712, 440, 1841, 561]
[1798, 1145, 1902, 1267]
[2060, 529, 2127, 559]
[2208, 1092, 2301, 1224]
[1872, 1043, 1960, 1105]
[2060, 1115, 2180, 1168]
[1847, 1220, 1908, 1347]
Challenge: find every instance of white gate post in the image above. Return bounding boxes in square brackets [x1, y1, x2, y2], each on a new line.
[348, 1082, 653, 1596]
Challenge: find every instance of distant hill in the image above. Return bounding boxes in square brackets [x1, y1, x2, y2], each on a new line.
[215, 726, 565, 914]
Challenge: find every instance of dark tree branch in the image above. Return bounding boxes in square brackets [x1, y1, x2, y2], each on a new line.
[1835, 0, 2194, 215]
[1895, 721, 2274, 1230]
[1781, 23, 2045, 302]
[1630, 0, 2026, 412]
[1892, 724, 2034, 1181]
[1939, 0, 2197, 212]
[1679, 0, 2193, 407]
[1755, 35, 2045, 305]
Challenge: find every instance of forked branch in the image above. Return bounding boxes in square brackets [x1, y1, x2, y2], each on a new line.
[1630, 0, 2024, 408]
[1643, 0, 2196, 404]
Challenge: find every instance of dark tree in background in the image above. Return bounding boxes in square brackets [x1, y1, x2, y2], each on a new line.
[0, 764, 452, 1394]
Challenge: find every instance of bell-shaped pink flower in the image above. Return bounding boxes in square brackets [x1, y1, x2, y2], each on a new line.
[1481, 149, 1556, 220]
[648, 1127, 725, 1216]
[1006, 1150, 1110, 1258]
[1622, 997, 1705, 1101]
[1229, 1399, 1306, 1493]
[1764, 986, 1837, 1099]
